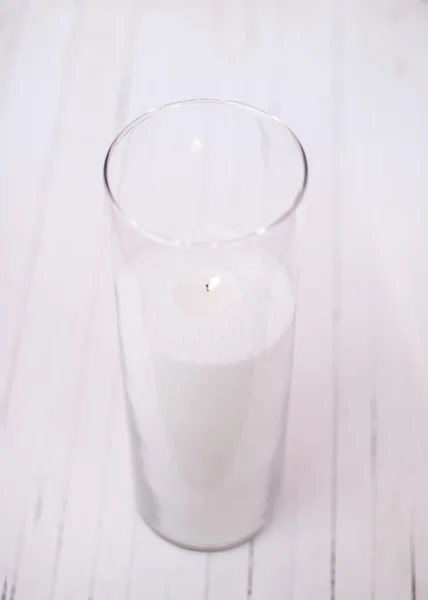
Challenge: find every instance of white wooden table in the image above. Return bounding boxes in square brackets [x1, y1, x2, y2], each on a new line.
[1, 0, 428, 598]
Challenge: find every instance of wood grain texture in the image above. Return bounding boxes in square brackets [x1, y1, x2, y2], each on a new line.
[0, 0, 427, 598]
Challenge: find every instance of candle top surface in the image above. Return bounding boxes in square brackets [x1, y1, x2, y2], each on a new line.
[126, 241, 295, 365]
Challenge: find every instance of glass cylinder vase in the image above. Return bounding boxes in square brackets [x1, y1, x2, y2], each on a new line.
[104, 99, 308, 551]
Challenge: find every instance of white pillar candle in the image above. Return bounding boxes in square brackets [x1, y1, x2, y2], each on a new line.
[116, 239, 295, 550]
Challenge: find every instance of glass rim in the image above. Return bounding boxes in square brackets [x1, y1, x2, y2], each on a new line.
[103, 98, 308, 248]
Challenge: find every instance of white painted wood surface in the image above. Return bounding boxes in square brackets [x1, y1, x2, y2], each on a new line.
[0, 0, 427, 598]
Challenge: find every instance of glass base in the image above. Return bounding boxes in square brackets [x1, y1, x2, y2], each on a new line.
[140, 513, 273, 553]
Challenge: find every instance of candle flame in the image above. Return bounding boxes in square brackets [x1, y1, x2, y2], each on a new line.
[190, 137, 203, 153]
[205, 276, 221, 292]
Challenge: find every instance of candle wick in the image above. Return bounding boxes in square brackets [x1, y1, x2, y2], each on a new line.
[205, 276, 221, 292]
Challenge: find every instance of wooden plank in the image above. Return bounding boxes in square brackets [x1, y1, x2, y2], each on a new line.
[0, 0, 27, 81]
[12, 249, 115, 600]
[372, 1, 428, 591]
[327, 1, 428, 598]
[45, 256, 120, 600]
[252, 1, 335, 598]
[87, 377, 136, 600]
[0, 0, 84, 584]
[0, 0, 29, 454]
[0, 0, 87, 421]
[332, 2, 374, 598]
[0, 0, 138, 597]
[126, 0, 281, 117]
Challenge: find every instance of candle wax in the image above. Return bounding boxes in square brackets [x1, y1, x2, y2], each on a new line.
[116, 240, 295, 549]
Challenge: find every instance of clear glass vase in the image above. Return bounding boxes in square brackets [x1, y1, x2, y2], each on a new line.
[104, 99, 308, 551]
